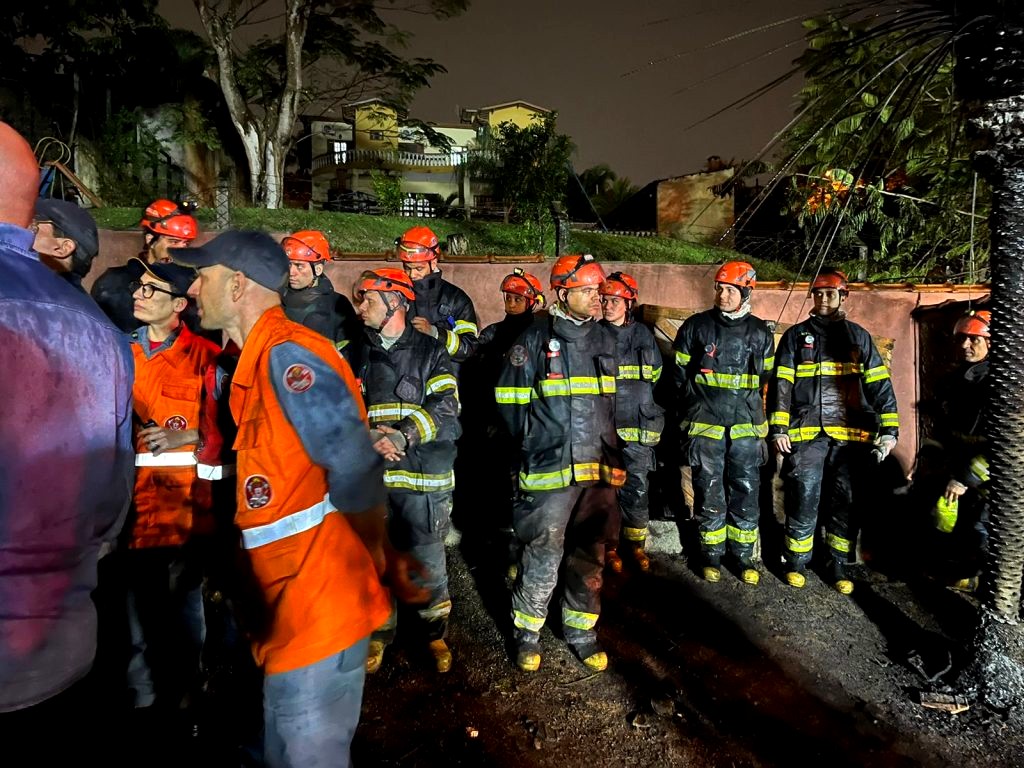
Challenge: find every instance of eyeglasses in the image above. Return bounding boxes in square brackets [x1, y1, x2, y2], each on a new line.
[29, 220, 59, 235]
[129, 280, 184, 299]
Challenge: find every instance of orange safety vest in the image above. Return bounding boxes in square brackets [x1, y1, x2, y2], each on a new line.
[230, 306, 390, 675]
[131, 324, 222, 549]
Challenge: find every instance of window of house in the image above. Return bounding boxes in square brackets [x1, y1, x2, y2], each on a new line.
[331, 141, 347, 165]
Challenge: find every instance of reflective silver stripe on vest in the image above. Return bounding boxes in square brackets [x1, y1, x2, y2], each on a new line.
[135, 452, 197, 467]
[197, 463, 236, 480]
[241, 493, 334, 550]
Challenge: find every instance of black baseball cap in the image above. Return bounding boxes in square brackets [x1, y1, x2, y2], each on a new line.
[128, 257, 195, 296]
[171, 229, 289, 295]
[34, 199, 99, 260]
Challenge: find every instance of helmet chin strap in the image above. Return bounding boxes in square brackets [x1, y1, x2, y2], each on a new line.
[376, 291, 407, 331]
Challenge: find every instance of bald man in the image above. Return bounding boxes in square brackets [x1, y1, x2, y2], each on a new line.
[0, 123, 134, 754]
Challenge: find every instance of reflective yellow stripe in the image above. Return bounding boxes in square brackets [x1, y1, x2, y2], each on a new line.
[822, 426, 872, 442]
[454, 320, 478, 336]
[426, 374, 458, 395]
[617, 427, 662, 444]
[769, 411, 790, 427]
[513, 610, 545, 632]
[729, 422, 768, 439]
[796, 362, 863, 377]
[879, 412, 899, 428]
[786, 535, 814, 553]
[335, 339, 349, 352]
[763, 356, 775, 371]
[383, 469, 455, 492]
[444, 329, 460, 356]
[727, 525, 758, 544]
[623, 526, 647, 542]
[788, 426, 822, 442]
[367, 402, 436, 441]
[537, 376, 616, 397]
[863, 365, 890, 383]
[495, 386, 533, 405]
[519, 462, 625, 491]
[645, 364, 662, 382]
[826, 533, 851, 553]
[684, 422, 726, 439]
[599, 374, 616, 393]
[700, 528, 727, 545]
[695, 371, 760, 389]
[618, 365, 641, 380]
[970, 455, 989, 483]
[562, 608, 598, 631]
[676, 350, 691, 366]
[418, 599, 452, 621]
[776, 365, 795, 382]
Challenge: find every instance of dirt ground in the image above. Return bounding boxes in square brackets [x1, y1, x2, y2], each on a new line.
[354, 520, 1024, 768]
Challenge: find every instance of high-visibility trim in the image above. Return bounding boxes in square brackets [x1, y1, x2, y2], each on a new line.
[729, 422, 768, 439]
[383, 469, 455, 492]
[879, 412, 900, 428]
[618, 364, 641, 380]
[795, 361, 864, 377]
[675, 350, 691, 367]
[862, 365, 890, 384]
[788, 426, 823, 441]
[135, 451, 196, 467]
[970, 455, 990, 483]
[623, 526, 647, 542]
[684, 422, 726, 439]
[776, 365, 795, 383]
[616, 427, 662, 444]
[367, 402, 437, 442]
[619, 365, 660, 381]
[599, 374, 616, 393]
[562, 608, 598, 631]
[453, 319, 478, 336]
[241, 493, 333, 550]
[444, 329, 460, 356]
[769, 411, 790, 427]
[826, 533, 851, 553]
[823, 426, 872, 442]
[513, 610, 545, 632]
[727, 525, 759, 544]
[197, 463, 235, 480]
[495, 386, 534, 405]
[645, 364, 662, 382]
[537, 376, 616, 398]
[763, 355, 775, 371]
[335, 339, 350, 352]
[418, 599, 452, 622]
[785, 534, 814, 554]
[426, 374, 458, 395]
[519, 462, 625, 491]
[700, 527, 727, 546]
[695, 371, 760, 389]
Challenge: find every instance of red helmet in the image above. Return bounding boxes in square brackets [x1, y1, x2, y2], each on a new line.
[395, 226, 440, 262]
[354, 268, 416, 302]
[811, 268, 849, 294]
[954, 309, 991, 338]
[141, 199, 199, 241]
[715, 261, 756, 289]
[500, 268, 545, 307]
[550, 254, 605, 289]
[284, 230, 330, 263]
[599, 271, 639, 301]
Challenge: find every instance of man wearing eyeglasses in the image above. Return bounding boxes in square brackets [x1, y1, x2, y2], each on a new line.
[282, 229, 361, 364]
[30, 198, 100, 294]
[124, 257, 223, 719]
[394, 225, 478, 372]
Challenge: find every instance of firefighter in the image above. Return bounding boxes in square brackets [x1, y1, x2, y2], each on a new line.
[353, 268, 461, 675]
[770, 268, 899, 594]
[282, 229, 361, 363]
[496, 253, 624, 673]
[395, 225, 479, 370]
[92, 199, 199, 331]
[931, 310, 991, 591]
[673, 262, 774, 585]
[600, 271, 664, 573]
[125, 257, 224, 715]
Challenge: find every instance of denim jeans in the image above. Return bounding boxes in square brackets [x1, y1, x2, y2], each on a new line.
[263, 637, 370, 768]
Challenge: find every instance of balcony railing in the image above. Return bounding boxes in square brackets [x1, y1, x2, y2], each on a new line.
[312, 148, 495, 173]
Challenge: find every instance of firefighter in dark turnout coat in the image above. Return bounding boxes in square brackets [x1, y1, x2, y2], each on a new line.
[496, 254, 624, 674]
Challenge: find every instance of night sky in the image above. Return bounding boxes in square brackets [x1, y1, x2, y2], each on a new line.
[160, 0, 840, 187]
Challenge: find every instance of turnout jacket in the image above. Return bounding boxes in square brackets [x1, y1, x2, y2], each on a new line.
[769, 313, 899, 443]
[410, 270, 479, 366]
[672, 308, 775, 439]
[282, 274, 361, 363]
[358, 324, 461, 494]
[603, 319, 665, 446]
[496, 309, 626, 492]
[936, 359, 990, 487]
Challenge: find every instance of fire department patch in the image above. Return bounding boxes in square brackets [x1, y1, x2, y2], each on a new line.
[244, 475, 272, 509]
[283, 363, 315, 393]
[164, 415, 188, 431]
[508, 344, 528, 367]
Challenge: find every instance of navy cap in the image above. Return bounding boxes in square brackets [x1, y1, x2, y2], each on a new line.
[35, 199, 99, 261]
[171, 229, 288, 295]
[128, 257, 196, 296]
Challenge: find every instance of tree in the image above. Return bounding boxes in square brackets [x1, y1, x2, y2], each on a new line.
[471, 113, 575, 225]
[577, 163, 639, 217]
[191, 0, 467, 208]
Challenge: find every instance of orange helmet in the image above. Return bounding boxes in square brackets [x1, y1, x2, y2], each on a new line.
[715, 261, 756, 289]
[283, 230, 330, 263]
[395, 226, 440, 262]
[811, 268, 849, 294]
[354, 268, 416, 302]
[141, 199, 199, 241]
[500, 268, 545, 307]
[550, 254, 605, 290]
[600, 271, 639, 301]
[954, 309, 991, 338]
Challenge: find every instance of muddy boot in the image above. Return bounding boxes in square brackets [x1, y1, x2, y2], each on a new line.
[515, 640, 542, 672]
[830, 562, 854, 595]
[950, 575, 979, 592]
[629, 544, 650, 572]
[366, 640, 386, 674]
[569, 640, 608, 672]
[606, 548, 623, 574]
[737, 557, 759, 586]
[429, 639, 452, 673]
[785, 569, 806, 588]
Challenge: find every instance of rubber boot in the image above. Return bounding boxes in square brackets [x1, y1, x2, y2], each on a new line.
[630, 544, 650, 572]
[606, 548, 623, 574]
[570, 641, 608, 672]
[785, 570, 806, 588]
[429, 639, 452, 673]
[366, 640, 386, 674]
[515, 642, 541, 672]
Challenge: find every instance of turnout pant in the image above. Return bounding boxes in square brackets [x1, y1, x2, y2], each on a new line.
[511, 483, 616, 647]
[781, 437, 872, 572]
[618, 441, 656, 543]
[375, 489, 452, 642]
[689, 435, 764, 566]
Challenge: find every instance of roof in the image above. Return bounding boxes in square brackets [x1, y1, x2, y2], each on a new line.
[464, 100, 551, 115]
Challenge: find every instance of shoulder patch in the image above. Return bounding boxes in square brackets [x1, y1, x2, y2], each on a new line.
[244, 475, 272, 509]
[164, 415, 188, 431]
[283, 363, 316, 393]
[508, 344, 528, 367]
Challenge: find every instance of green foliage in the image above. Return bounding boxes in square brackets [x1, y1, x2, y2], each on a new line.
[370, 172, 404, 216]
[784, 16, 990, 282]
[93, 109, 168, 206]
[578, 164, 639, 216]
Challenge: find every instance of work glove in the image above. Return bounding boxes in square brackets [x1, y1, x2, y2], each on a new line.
[933, 496, 958, 534]
[871, 434, 897, 463]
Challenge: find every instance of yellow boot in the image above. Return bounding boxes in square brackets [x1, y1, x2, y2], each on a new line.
[834, 579, 855, 595]
[606, 548, 623, 573]
[429, 639, 453, 673]
[786, 571, 806, 588]
[703, 566, 721, 583]
[741, 568, 760, 586]
[631, 545, 650, 572]
[515, 645, 541, 672]
[366, 640, 386, 674]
